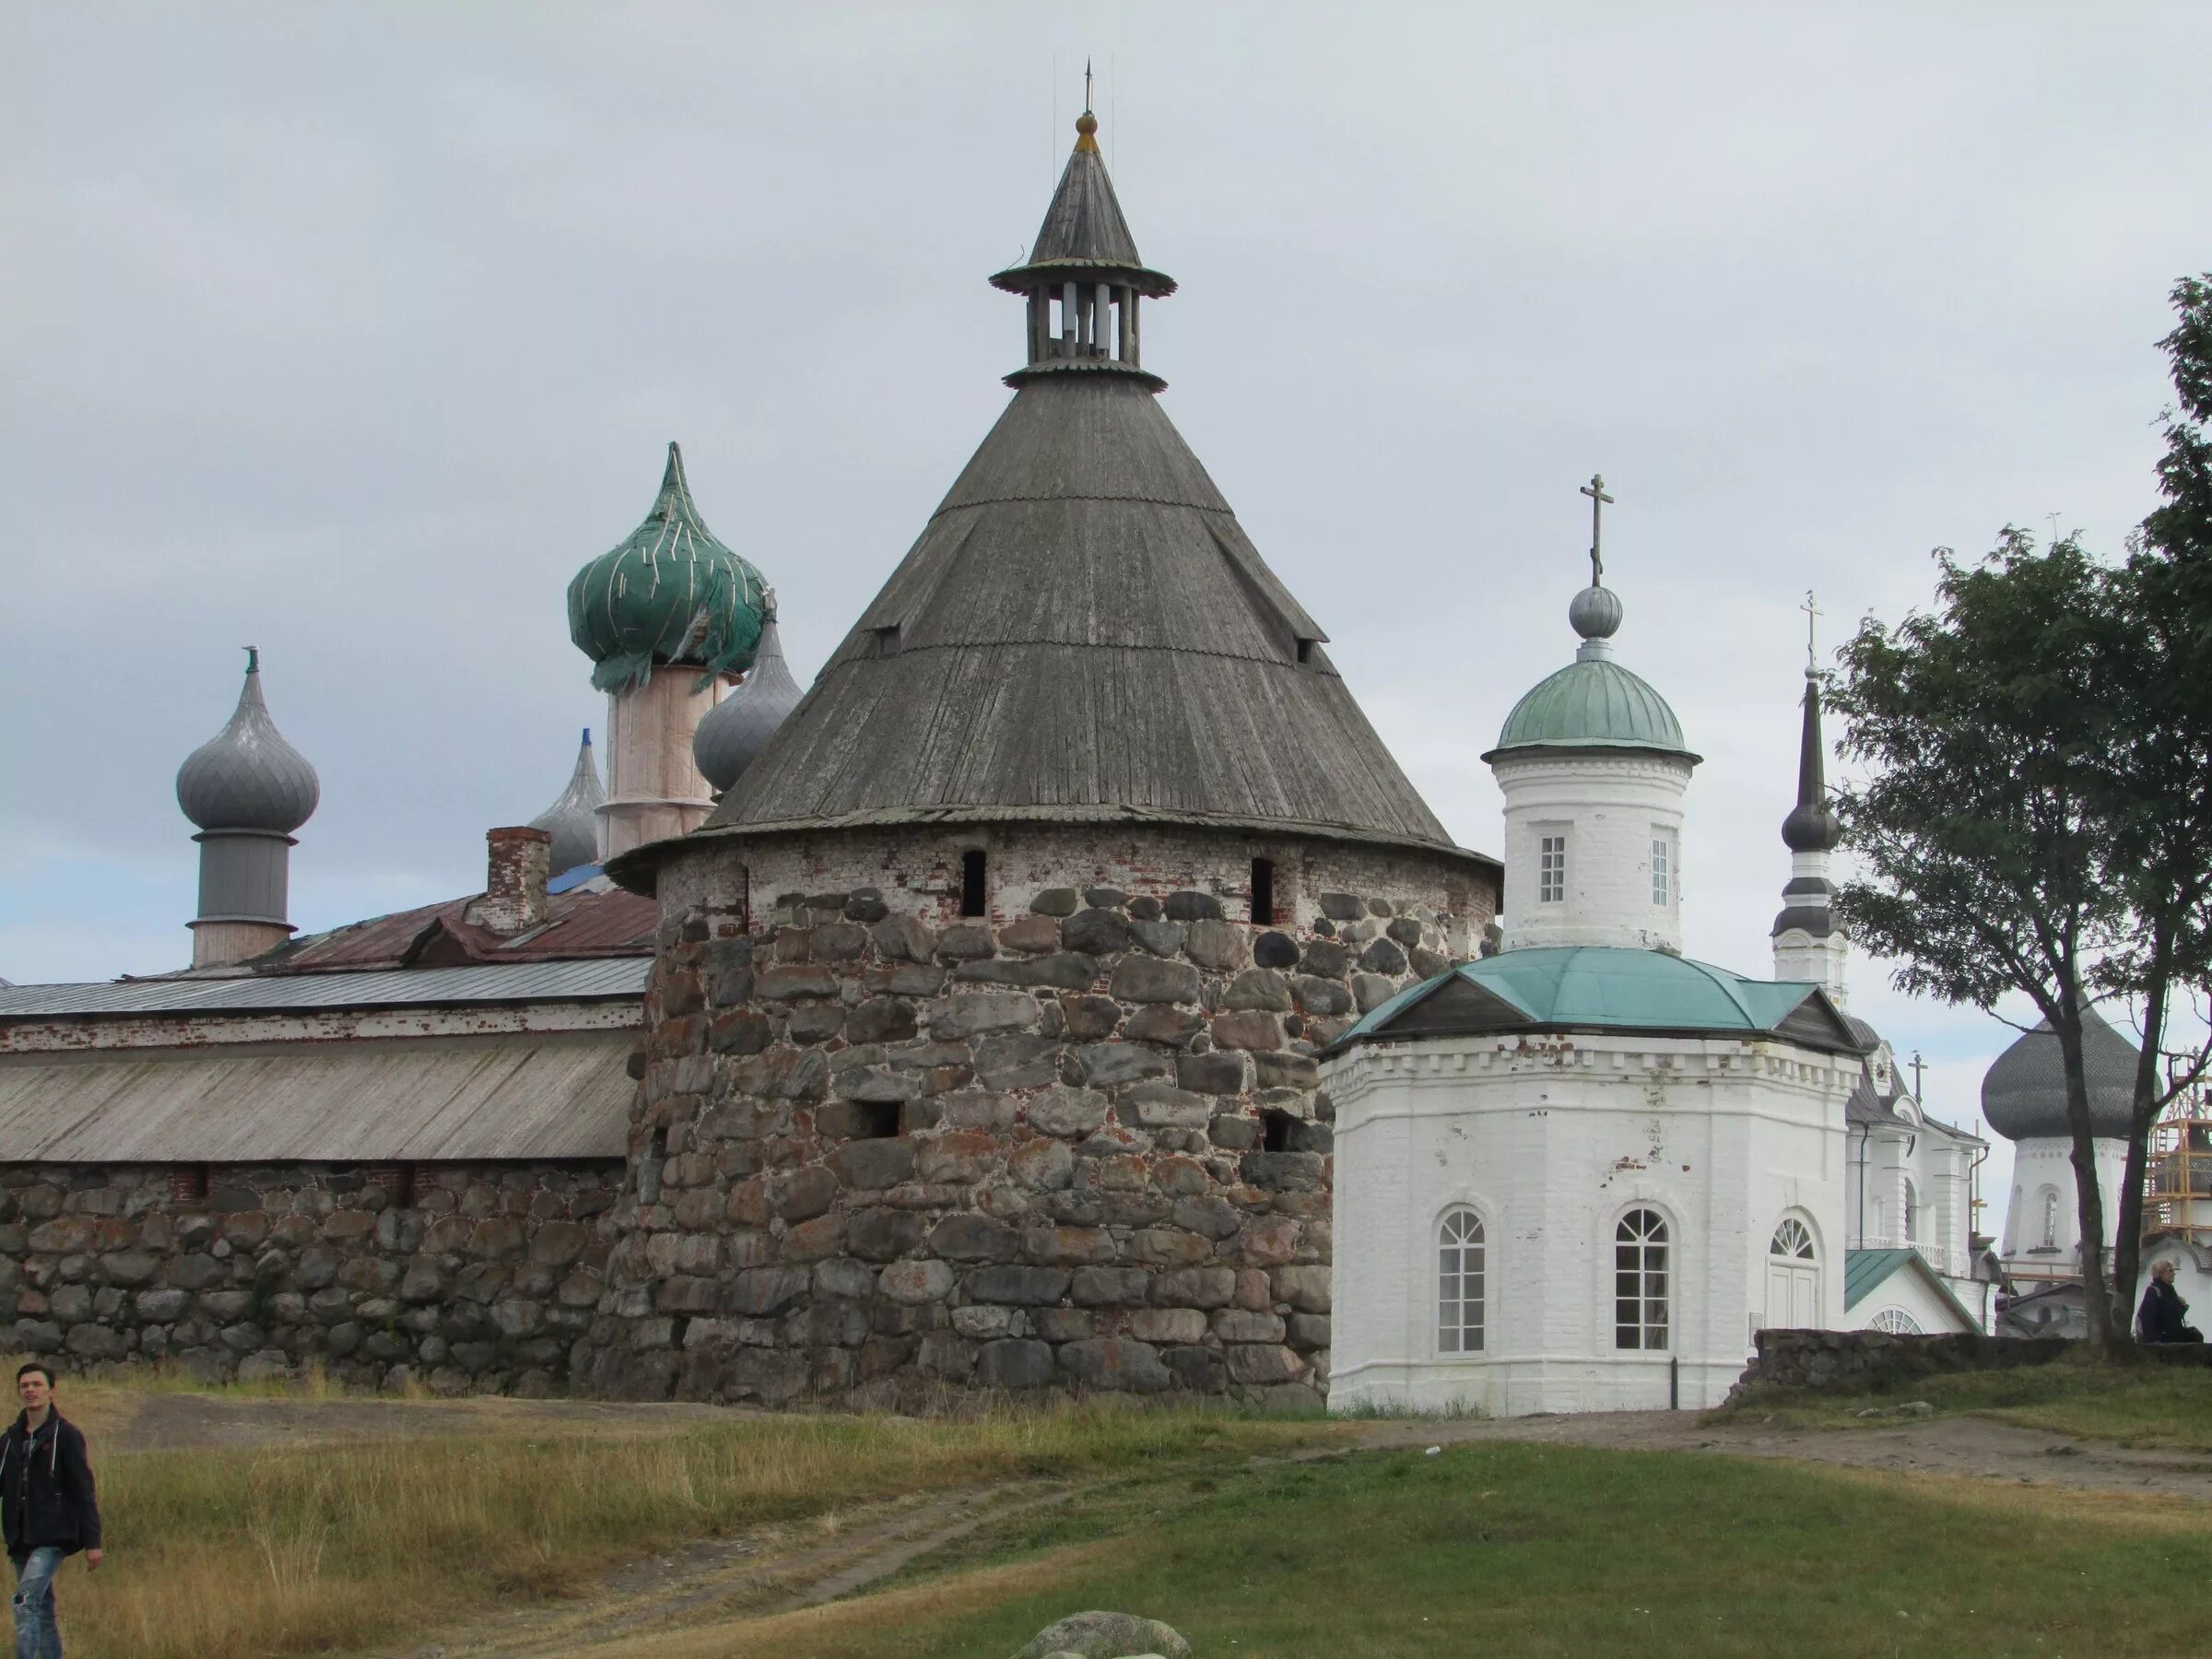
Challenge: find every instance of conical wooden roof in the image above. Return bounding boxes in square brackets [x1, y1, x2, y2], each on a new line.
[643, 120, 1484, 871]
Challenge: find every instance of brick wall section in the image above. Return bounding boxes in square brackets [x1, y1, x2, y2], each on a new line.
[0, 1163, 619, 1394]
[575, 823, 1497, 1408]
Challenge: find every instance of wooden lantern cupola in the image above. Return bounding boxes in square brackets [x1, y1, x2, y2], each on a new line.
[991, 106, 1177, 394]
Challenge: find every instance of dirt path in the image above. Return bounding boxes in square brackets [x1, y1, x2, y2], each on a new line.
[1356, 1408, 2212, 1501]
[384, 1480, 1080, 1659]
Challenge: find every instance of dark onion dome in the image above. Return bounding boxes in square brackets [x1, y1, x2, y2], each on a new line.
[568, 442, 770, 694]
[1980, 1006, 2138, 1141]
[1782, 670, 1842, 853]
[529, 728, 606, 876]
[694, 610, 804, 794]
[176, 648, 321, 833]
[1484, 584, 1698, 761]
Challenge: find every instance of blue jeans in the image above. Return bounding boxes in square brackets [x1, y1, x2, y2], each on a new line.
[9, 1548, 62, 1659]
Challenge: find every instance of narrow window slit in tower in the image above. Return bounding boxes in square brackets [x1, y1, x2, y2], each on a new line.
[870, 623, 900, 658]
[853, 1100, 903, 1140]
[171, 1164, 211, 1205]
[960, 849, 988, 918]
[1295, 639, 1313, 666]
[1261, 1110, 1294, 1153]
[1251, 858, 1276, 926]
[640, 1126, 667, 1205]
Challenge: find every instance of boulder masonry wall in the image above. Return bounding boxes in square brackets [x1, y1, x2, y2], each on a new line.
[1, 1163, 618, 1394]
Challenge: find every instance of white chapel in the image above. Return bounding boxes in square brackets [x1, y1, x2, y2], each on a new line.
[1324, 505, 1988, 1416]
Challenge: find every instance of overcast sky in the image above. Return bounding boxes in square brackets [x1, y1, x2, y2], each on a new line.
[6, 4, 2206, 1224]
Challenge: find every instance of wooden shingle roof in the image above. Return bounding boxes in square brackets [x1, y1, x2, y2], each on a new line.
[614, 119, 1489, 885]
[685, 375, 1476, 860]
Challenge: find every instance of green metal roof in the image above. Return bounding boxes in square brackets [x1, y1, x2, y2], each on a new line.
[1333, 945, 1856, 1052]
[1485, 654, 1696, 759]
[1843, 1247, 1980, 1327]
[568, 442, 770, 694]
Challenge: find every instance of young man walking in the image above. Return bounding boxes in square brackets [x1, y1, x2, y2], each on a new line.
[2, 1364, 102, 1659]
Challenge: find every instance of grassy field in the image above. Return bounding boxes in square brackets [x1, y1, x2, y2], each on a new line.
[24, 1359, 2212, 1658]
[44, 1382, 1336, 1659]
[666, 1441, 2212, 1659]
[1717, 1350, 2212, 1449]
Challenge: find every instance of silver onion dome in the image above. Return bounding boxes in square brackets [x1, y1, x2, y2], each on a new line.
[1980, 1006, 2139, 1141]
[529, 728, 606, 876]
[694, 611, 803, 793]
[175, 648, 321, 833]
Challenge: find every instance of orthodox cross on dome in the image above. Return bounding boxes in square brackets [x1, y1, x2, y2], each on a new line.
[1801, 589, 1822, 671]
[1580, 474, 1614, 586]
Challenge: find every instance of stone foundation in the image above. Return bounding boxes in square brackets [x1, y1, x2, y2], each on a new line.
[0, 1162, 618, 1394]
[578, 823, 1497, 1407]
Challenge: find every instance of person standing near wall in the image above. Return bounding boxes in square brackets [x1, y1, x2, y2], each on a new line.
[2, 1364, 102, 1659]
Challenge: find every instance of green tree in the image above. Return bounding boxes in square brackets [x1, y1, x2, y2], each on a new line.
[1831, 276, 2212, 1356]
[2103, 276, 2212, 1319]
[1829, 532, 2131, 1350]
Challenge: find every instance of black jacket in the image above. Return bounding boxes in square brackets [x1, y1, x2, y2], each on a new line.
[0, 1411, 100, 1557]
[2137, 1278, 2196, 1345]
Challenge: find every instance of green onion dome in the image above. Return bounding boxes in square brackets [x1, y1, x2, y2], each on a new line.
[568, 442, 770, 694]
[1483, 584, 1697, 760]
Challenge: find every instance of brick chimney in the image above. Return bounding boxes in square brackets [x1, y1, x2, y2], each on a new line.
[464, 827, 552, 936]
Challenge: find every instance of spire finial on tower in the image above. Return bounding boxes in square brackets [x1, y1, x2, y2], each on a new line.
[245, 644, 260, 675]
[1802, 589, 1822, 674]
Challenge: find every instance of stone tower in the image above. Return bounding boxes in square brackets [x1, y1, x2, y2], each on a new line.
[577, 109, 1500, 1408]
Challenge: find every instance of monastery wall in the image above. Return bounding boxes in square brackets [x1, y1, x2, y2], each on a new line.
[575, 823, 1496, 1407]
[0, 1161, 619, 1394]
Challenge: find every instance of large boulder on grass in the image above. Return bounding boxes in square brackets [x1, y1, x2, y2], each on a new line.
[1013, 1610, 1192, 1659]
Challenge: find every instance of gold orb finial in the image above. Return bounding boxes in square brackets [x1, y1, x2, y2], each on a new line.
[1074, 110, 1099, 153]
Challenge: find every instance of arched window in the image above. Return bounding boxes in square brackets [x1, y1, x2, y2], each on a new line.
[1770, 1218, 1815, 1260]
[1437, 1209, 1485, 1354]
[1615, 1208, 1669, 1350]
[2041, 1189, 2060, 1250]
[1902, 1180, 1918, 1243]
[1869, 1307, 1923, 1335]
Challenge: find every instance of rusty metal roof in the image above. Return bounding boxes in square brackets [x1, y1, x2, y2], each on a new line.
[265, 881, 655, 972]
[0, 959, 648, 1020]
[0, 1030, 629, 1160]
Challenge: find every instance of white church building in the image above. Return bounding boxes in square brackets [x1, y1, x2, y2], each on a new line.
[1324, 526, 1987, 1416]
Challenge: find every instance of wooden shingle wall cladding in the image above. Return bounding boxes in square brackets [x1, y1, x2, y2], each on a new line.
[575, 827, 1496, 1407]
[703, 378, 1468, 855]
[0, 1162, 620, 1394]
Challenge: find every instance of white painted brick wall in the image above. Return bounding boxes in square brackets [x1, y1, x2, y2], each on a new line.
[1324, 1031, 1853, 1415]
[1492, 752, 1692, 952]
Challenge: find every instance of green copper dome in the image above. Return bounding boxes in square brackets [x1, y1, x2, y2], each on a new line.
[569, 442, 770, 694]
[1482, 582, 1696, 760]
[1488, 654, 1693, 757]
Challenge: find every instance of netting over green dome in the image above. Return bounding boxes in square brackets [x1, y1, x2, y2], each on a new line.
[1488, 655, 1691, 757]
[568, 442, 769, 693]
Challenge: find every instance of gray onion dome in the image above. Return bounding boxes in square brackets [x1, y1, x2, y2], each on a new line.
[1980, 1005, 2139, 1141]
[176, 649, 321, 833]
[694, 611, 804, 793]
[529, 728, 606, 875]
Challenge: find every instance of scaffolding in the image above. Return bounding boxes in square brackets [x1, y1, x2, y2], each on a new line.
[2145, 1094, 2212, 1246]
